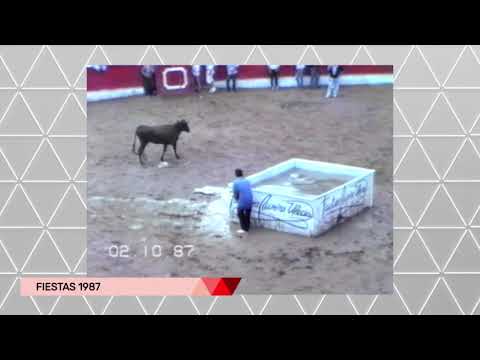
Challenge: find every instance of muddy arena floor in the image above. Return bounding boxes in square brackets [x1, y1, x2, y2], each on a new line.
[87, 85, 393, 294]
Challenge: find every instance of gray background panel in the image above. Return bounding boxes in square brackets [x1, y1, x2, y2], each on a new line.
[0, 45, 479, 315]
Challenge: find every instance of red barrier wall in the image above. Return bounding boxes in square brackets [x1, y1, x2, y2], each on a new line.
[87, 65, 393, 92]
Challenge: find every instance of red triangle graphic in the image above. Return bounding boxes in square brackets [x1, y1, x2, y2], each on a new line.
[201, 277, 222, 295]
[221, 278, 242, 295]
[212, 279, 231, 296]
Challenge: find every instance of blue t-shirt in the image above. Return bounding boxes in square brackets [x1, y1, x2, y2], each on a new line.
[233, 178, 253, 210]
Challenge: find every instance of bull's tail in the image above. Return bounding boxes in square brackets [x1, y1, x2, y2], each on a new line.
[132, 129, 138, 154]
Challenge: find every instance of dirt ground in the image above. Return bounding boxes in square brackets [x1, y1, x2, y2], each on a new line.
[87, 85, 393, 294]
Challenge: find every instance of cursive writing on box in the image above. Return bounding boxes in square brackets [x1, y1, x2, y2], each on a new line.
[323, 179, 368, 217]
[252, 194, 314, 229]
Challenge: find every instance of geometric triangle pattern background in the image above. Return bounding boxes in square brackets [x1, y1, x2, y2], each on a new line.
[0, 45, 479, 315]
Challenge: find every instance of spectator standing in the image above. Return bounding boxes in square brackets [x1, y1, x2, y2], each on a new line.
[325, 65, 344, 98]
[309, 65, 319, 88]
[268, 65, 281, 90]
[140, 65, 156, 96]
[192, 65, 202, 92]
[226, 65, 239, 92]
[206, 64, 216, 93]
[295, 64, 306, 88]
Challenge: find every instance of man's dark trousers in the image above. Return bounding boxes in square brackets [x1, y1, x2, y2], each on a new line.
[237, 207, 252, 232]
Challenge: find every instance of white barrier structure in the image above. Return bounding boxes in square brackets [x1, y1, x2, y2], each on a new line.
[227, 159, 375, 237]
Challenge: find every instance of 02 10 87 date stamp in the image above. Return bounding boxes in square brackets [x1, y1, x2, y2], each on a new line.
[107, 244, 195, 259]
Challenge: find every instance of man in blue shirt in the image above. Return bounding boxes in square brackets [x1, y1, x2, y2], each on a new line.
[233, 168, 253, 235]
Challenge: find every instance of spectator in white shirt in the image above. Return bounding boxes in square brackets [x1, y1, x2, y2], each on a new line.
[325, 65, 344, 98]
[192, 65, 202, 92]
[226, 65, 239, 92]
[295, 64, 306, 88]
[268, 65, 281, 90]
[206, 65, 216, 93]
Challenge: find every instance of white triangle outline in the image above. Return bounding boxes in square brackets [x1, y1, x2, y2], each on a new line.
[418, 45, 464, 87]
[394, 138, 440, 179]
[47, 137, 83, 181]
[20, 230, 72, 274]
[0, 147, 18, 180]
[46, 184, 86, 228]
[101, 295, 149, 315]
[394, 191, 415, 227]
[0, 92, 44, 135]
[22, 46, 71, 89]
[0, 238, 18, 272]
[73, 157, 87, 181]
[444, 45, 480, 89]
[293, 295, 309, 315]
[21, 139, 70, 181]
[0, 277, 40, 313]
[419, 228, 466, 272]
[243, 45, 271, 65]
[239, 295, 273, 315]
[419, 136, 465, 179]
[83, 296, 112, 315]
[46, 93, 86, 135]
[366, 283, 412, 315]
[350, 45, 376, 65]
[394, 45, 441, 89]
[393, 230, 442, 273]
[48, 295, 94, 315]
[18, 230, 45, 272]
[443, 274, 480, 315]
[443, 229, 480, 274]
[443, 90, 480, 134]
[0, 183, 22, 219]
[191, 45, 217, 65]
[190, 295, 220, 315]
[416, 92, 467, 135]
[137, 45, 165, 65]
[347, 295, 377, 315]
[17, 46, 45, 89]
[394, 98, 414, 134]
[0, 184, 44, 227]
[469, 136, 480, 162]
[204, 296, 220, 315]
[152, 296, 168, 315]
[0, 277, 17, 310]
[101, 45, 150, 66]
[0, 90, 16, 125]
[394, 229, 416, 264]
[417, 184, 467, 228]
[413, 184, 442, 227]
[393, 45, 415, 82]
[45, 229, 73, 273]
[394, 90, 440, 135]
[0, 55, 17, 89]
[296, 45, 323, 65]
[444, 137, 480, 181]
[313, 295, 357, 315]
[470, 112, 480, 134]
[446, 183, 480, 225]
[418, 277, 464, 315]
[45, 93, 74, 135]
[71, 248, 87, 274]
[72, 45, 112, 89]
[294, 295, 326, 315]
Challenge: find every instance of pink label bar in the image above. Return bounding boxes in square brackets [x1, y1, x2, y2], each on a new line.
[20, 277, 212, 297]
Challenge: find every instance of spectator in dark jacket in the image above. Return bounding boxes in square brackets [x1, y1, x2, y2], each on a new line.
[325, 65, 345, 98]
[140, 65, 156, 96]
